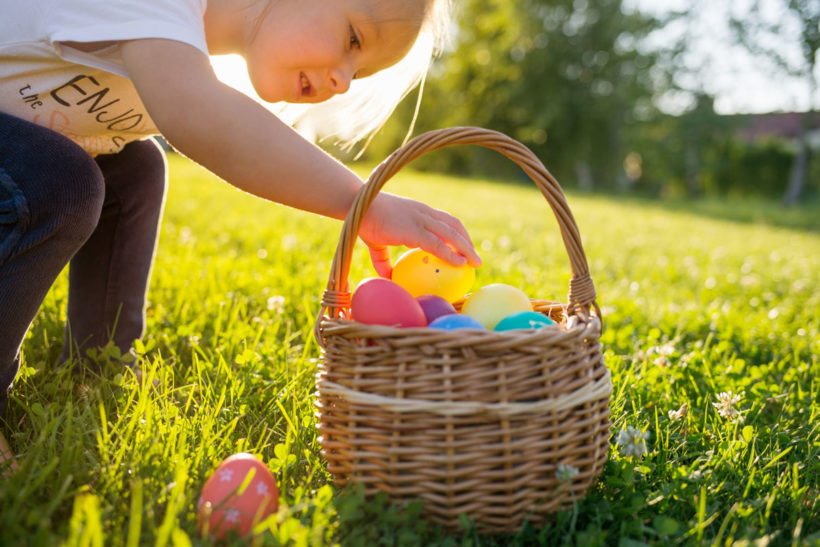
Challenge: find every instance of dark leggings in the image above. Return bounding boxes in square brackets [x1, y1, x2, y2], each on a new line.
[0, 112, 167, 416]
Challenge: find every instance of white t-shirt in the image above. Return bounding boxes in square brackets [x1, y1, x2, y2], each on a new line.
[0, 0, 209, 156]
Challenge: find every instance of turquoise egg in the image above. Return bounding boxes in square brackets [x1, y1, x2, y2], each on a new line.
[428, 314, 486, 331]
[493, 311, 555, 331]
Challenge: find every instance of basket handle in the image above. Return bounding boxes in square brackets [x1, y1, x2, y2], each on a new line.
[318, 127, 599, 333]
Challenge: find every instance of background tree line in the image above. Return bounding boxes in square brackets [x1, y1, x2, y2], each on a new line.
[348, 0, 819, 204]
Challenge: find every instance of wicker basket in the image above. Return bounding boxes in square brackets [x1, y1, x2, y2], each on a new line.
[314, 127, 610, 533]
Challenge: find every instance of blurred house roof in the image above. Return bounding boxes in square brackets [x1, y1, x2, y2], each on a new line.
[734, 111, 820, 141]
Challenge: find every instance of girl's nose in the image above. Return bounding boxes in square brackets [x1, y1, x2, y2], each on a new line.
[328, 66, 353, 94]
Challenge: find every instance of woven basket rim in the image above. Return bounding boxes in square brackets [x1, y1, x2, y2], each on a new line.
[318, 312, 599, 338]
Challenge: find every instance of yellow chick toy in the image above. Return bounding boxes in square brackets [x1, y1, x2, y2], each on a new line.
[391, 248, 476, 303]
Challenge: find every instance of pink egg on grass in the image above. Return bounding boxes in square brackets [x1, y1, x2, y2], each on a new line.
[351, 278, 427, 327]
[197, 453, 279, 540]
[416, 294, 457, 324]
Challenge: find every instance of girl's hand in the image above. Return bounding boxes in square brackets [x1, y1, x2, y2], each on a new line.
[359, 192, 482, 278]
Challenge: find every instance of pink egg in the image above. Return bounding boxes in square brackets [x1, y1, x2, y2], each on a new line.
[197, 453, 279, 540]
[416, 294, 457, 324]
[351, 278, 427, 327]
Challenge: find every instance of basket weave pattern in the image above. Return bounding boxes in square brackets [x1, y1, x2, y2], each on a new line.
[315, 127, 610, 532]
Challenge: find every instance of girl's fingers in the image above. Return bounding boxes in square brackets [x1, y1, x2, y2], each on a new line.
[425, 219, 482, 267]
[361, 194, 481, 271]
[417, 235, 465, 266]
[367, 244, 393, 278]
[431, 209, 474, 247]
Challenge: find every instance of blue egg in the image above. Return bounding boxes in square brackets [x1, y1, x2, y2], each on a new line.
[428, 314, 486, 331]
[494, 311, 555, 331]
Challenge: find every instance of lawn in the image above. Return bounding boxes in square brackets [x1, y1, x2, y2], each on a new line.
[1, 150, 818, 545]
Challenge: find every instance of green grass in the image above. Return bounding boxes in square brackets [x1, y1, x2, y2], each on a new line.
[1, 152, 818, 546]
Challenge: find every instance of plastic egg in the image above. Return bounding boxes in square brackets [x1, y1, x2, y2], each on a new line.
[461, 283, 532, 330]
[428, 314, 486, 331]
[351, 278, 426, 327]
[494, 310, 555, 331]
[197, 453, 279, 540]
[391, 248, 475, 303]
[417, 294, 457, 324]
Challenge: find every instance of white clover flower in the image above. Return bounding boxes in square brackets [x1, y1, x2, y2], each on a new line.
[653, 355, 671, 368]
[648, 341, 677, 357]
[668, 402, 688, 421]
[713, 391, 742, 419]
[616, 425, 649, 457]
[555, 464, 580, 483]
[267, 295, 286, 313]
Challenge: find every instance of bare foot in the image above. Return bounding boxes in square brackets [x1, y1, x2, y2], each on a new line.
[0, 429, 19, 476]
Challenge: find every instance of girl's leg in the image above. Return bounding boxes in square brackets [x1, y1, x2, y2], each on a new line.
[0, 112, 105, 416]
[60, 139, 167, 362]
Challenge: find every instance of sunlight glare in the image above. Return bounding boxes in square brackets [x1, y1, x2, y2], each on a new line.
[210, 54, 261, 101]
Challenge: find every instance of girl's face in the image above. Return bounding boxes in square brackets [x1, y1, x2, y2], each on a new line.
[245, 0, 424, 104]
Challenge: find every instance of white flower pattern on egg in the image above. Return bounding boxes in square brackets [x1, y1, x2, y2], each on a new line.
[225, 509, 240, 523]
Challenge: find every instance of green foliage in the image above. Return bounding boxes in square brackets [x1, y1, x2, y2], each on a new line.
[633, 105, 813, 199]
[365, 0, 664, 191]
[1, 155, 819, 545]
[710, 138, 800, 197]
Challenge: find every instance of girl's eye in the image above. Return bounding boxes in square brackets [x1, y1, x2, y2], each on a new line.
[348, 25, 361, 49]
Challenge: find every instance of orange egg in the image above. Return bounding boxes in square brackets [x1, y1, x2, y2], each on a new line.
[391, 248, 475, 303]
[197, 453, 279, 540]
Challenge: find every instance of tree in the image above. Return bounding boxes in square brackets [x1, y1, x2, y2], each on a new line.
[370, 0, 665, 190]
[730, 0, 820, 205]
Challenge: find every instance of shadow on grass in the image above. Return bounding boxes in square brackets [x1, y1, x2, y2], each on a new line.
[611, 193, 820, 233]
[330, 482, 592, 546]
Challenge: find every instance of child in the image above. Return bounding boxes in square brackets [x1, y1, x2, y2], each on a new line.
[0, 0, 482, 471]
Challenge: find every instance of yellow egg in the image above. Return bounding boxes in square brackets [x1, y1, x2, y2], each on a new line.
[461, 283, 532, 329]
[391, 248, 476, 303]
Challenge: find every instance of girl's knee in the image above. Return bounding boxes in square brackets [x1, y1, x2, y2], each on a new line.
[57, 154, 104, 231]
[30, 142, 105, 242]
[3, 123, 105, 221]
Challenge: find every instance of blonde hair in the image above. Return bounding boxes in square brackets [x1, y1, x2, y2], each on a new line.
[274, 0, 452, 149]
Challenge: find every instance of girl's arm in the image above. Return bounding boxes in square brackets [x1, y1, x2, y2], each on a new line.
[119, 38, 480, 276]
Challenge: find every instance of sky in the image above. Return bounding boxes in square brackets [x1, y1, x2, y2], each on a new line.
[210, 0, 817, 117]
[622, 0, 815, 114]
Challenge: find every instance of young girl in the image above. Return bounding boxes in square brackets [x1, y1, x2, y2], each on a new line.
[0, 0, 482, 471]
